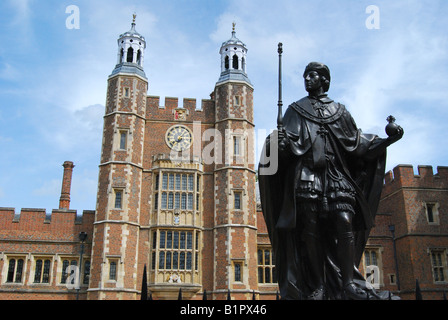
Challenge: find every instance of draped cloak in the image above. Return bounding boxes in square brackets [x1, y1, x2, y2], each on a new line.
[258, 96, 389, 299]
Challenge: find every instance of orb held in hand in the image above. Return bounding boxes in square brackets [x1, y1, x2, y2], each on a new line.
[386, 115, 399, 137]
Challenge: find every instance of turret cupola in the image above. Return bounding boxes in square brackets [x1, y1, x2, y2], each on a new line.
[111, 14, 147, 79]
[217, 23, 251, 85]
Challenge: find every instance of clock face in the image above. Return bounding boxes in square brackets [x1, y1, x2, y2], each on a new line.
[165, 125, 193, 152]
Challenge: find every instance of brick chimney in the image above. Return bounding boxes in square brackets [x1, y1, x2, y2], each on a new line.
[59, 161, 75, 210]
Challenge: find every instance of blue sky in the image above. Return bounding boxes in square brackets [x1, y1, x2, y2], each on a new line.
[1, 0, 447, 212]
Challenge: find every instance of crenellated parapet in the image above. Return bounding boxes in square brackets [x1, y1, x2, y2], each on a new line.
[0, 208, 95, 242]
[382, 164, 448, 196]
[146, 96, 215, 123]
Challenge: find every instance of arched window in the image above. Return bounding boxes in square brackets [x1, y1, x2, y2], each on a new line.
[225, 56, 230, 70]
[232, 54, 239, 70]
[137, 50, 142, 65]
[120, 48, 124, 63]
[127, 47, 134, 63]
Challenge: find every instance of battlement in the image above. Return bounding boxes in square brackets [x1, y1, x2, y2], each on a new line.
[146, 96, 215, 123]
[383, 164, 448, 194]
[146, 96, 215, 112]
[0, 161, 95, 243]
[0, 207, 95, 236]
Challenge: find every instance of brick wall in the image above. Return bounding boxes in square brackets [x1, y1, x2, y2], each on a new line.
[371, 165, 448, 300]
[0, 208, 94, 300]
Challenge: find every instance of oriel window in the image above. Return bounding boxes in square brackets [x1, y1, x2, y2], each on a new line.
[155, 172, 200, 213]
[153, 230, 198, 272]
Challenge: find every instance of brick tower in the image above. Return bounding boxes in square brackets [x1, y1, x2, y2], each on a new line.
[88, 15, 148, 300]
[212, 24, 258, 299]
[87, 19, 258, 300]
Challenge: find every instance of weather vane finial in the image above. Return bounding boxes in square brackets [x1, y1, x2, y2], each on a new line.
[133, 13, 137, 24]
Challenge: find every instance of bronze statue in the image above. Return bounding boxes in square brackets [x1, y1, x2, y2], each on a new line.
[258, 60, 403, 300]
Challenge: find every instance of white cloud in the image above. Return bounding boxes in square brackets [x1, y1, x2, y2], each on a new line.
[70, 170, 99, 210]
[8, 0, 32, 26]
[35, 103, 103, 156]
[334, 2, 448, 171]
[0, 63, 20, 81]
[32, 179, 60, 197]
[6, 0, 34, 46]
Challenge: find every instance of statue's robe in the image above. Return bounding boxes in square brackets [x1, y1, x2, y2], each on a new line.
[258, 96, 390, 299]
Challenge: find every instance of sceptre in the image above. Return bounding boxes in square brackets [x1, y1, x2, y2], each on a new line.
[277, 43, 284, 132]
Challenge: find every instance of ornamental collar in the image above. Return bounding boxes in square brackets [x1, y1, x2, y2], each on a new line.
[290, 96, 344, 124]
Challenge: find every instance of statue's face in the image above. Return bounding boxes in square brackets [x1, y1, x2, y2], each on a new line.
[304, 71, 322, 93]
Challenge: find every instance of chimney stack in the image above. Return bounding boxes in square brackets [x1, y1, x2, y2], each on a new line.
[59, 161, 75, 210]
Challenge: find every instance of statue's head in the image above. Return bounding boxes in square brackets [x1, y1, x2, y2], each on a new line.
[303, 62, 331, 93]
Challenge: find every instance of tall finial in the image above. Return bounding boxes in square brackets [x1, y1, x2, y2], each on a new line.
[133, 13, 137, 24]
[232, 22, 236, 32]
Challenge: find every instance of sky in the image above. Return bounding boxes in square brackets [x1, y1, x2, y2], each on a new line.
[0, 0, 447, 212]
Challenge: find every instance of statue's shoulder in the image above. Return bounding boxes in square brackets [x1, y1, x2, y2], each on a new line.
[289, 96, 346, 124]
[289, 97, 312, 114]
[292, 96, 311, 107]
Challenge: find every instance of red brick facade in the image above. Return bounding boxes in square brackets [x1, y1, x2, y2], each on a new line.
[1, 20, 447, 300]
[360, 165, 448, 300]
[0, 207, 94, 300]
[2, 163, 445, 300]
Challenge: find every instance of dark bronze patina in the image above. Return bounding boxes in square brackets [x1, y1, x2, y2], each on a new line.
[259, 56, 403, 300]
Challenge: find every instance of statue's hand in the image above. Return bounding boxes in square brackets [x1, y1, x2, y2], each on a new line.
[387, 125, 404, 144]
[277, 130, 289, 151]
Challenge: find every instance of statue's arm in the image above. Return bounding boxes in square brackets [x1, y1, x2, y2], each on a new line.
[363, 126, 404, 160]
